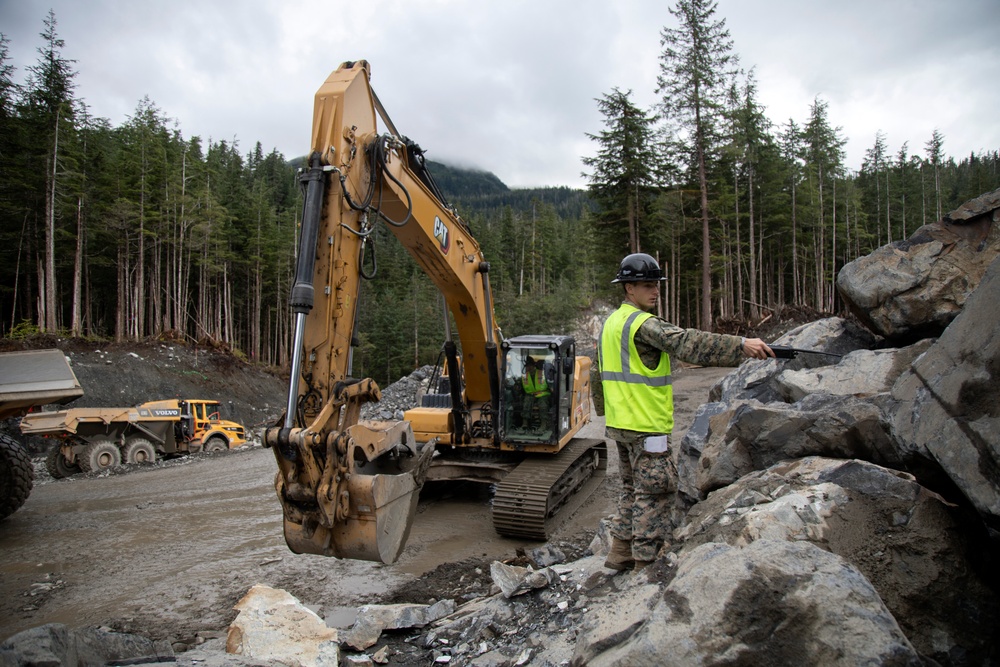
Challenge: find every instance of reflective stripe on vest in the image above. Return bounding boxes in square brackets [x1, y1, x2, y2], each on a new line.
[522, 370, 550, 397]
[599, 303, 673, 433]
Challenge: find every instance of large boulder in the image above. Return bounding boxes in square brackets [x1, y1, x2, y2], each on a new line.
[575, 539, 922, 667]
[341, 600, 455, 651]
[694, 394, 899, 494]
[690, 329, 942, 499]
[676, 457, 998, 665]
[226, 584, 340, 666]
[710, 317, 876, 404]
[0, 624, 173, 667]
[677, 401, 730, 505]
[837, 187, 1000, 343]
[774, 339, 933, 402]
[887, 255, 1000, 528]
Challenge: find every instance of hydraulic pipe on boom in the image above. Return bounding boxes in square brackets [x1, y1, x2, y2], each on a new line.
[285, 153, 329, 429]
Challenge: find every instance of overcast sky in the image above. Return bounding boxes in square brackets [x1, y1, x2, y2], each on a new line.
[2, 0, 998, 188]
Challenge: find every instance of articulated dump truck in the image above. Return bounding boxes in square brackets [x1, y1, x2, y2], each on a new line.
[0, 349, 83, 520]
[21, 398, 249, 478]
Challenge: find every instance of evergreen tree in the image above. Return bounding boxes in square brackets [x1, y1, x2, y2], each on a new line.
[0, 34, 28, 328]
[777, 119, 804, 305]
[925, 129, 945, 221]
[20, 10, 78, 332]
[582, 88, 660, 262]
[861, 130, 888, 245]
[656, 0, 738, 329]
[723, 69, 774, 319]
[893, 142, 915, 239]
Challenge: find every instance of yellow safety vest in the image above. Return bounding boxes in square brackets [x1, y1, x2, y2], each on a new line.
[599, 303, 673, 433]
[522, 369, 550, 397]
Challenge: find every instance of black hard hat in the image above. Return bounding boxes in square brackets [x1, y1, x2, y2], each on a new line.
[612, 253, 665, 283]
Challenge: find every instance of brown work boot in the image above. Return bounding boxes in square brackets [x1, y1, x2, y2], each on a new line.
[603, 537, 635, 571]
[633, 560, 653, 572]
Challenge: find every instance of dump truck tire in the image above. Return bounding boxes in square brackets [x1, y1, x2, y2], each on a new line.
[203, 436, 227, 453]
[0, 433, 34, 521]
[46, 446, 80, 479]
[124, 437, 156, 465]
[80, 439, 121, 473]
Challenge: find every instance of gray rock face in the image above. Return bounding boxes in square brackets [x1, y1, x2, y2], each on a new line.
[576, 539, 922, 667]
[677, 401, 729, 506]
[837, 187, 1000, 342]
[342, 600, 455, 651]
[710, 316, 876, 404]
[489, 562, 557, 599]
[694, 394, 899, 495]
[887, 255, 1000, 526]
[775, 339, 933, 402]
[678, 457, 998, 665]
[0, 623, 174, 667]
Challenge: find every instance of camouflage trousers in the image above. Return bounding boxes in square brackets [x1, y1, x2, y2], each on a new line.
[608, 435, 679, 561]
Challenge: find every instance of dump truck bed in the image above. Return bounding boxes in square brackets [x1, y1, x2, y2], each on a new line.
[0, 349, 84, 420]
[18, 404, 178, 436]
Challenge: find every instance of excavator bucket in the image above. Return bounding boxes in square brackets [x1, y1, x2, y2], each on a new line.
[272, 420, 434, 563]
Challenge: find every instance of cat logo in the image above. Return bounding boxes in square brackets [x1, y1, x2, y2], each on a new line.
[433, 216, 450, 253]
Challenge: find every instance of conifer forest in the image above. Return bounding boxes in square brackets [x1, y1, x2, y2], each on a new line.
[2, 5, 999, 387]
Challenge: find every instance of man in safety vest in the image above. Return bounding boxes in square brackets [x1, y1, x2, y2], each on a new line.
[599, 253, 773, 572]
[521, 356, 551, 429]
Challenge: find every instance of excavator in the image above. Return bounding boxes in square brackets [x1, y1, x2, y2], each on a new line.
[265, 61, 605, 564]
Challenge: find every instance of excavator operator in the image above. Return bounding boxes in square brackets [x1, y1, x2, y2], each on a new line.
[521, 356, 551, 430]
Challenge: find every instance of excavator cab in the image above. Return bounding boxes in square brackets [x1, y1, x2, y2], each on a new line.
[499, 336, 577, 446]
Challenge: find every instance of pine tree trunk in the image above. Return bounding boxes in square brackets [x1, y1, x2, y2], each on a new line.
[791, 180, 799, 305]
[748, 168, 757, 320]
[697, 133, 711, 330]
[734, 170, 743, 318]
[44, 110, 60, 332]
[116, 242, 127, 343]
[885, 170, 891, 244]
[627, 192, 637, 253]
[11, 215, 28, 330]
[830, 178, 837, 312]
[71, 196, 83, 336]
[816, 164, 825, 309]
[137, 146, 146, 341]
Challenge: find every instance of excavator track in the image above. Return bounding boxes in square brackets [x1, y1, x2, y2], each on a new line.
[492, 438, 607, 540]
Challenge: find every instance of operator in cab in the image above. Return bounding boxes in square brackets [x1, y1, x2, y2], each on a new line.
[521, 356, 551, 430]
[598, 252, 773, 572]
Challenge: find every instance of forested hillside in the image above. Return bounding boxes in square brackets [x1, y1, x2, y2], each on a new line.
[2, 7, 999, 388]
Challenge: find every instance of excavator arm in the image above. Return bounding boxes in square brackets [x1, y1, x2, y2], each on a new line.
[265, 61, 500, 563]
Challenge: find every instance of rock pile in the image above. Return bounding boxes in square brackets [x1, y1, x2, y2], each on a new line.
[360, 365, 436, 421]
[837, 187, 1000, 342]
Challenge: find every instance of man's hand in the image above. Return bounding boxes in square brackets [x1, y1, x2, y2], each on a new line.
[742, 337, 774, 360]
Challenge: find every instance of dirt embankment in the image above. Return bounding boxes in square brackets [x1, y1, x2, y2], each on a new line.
[1, 337, 289, 451]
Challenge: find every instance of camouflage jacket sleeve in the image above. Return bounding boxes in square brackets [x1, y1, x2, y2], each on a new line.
[634, 316, 744, 367]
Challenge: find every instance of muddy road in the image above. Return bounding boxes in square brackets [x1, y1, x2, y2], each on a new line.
[0, 366, 730, 646]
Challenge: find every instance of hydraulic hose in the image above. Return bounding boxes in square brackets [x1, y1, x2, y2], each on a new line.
[374, 137, 413, 227]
